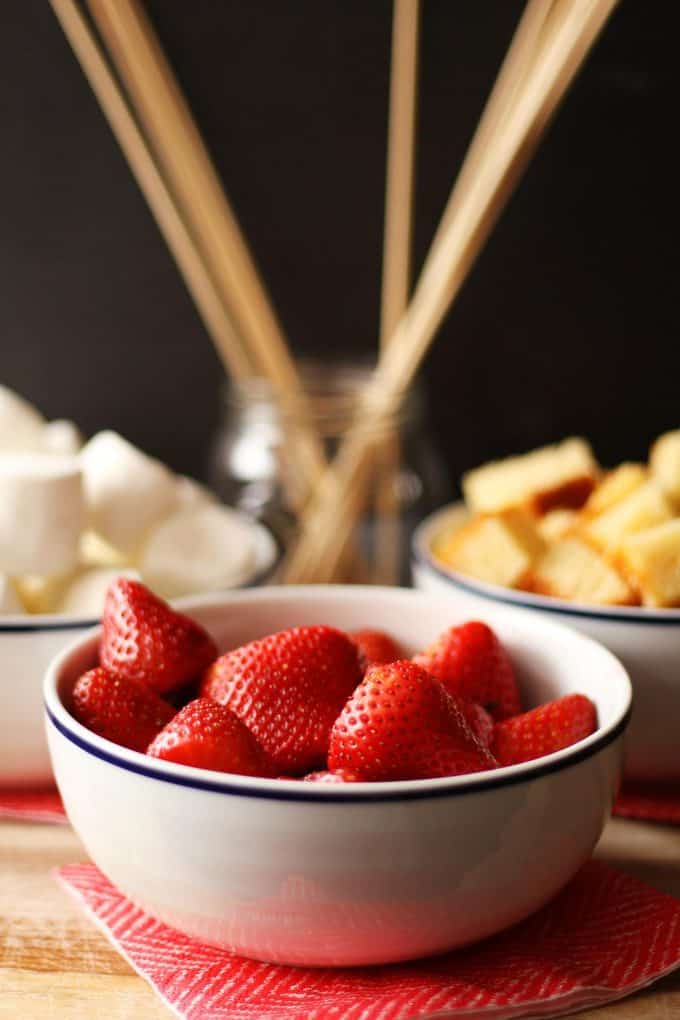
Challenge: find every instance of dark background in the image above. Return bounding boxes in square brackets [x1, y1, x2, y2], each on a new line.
[1, 1, 676, 491]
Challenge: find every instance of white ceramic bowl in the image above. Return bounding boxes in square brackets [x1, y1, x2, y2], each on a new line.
[45, 585, 630, 967]
[413, 503, 680, 782]
[0, 519, 277, 788]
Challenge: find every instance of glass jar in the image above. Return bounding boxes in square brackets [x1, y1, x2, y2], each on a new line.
[208, 361, 450, 584]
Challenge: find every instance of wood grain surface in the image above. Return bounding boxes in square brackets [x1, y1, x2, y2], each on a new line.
[2, 816, 680, 1019]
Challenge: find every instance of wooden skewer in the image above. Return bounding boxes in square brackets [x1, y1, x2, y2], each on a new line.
[430, 0, 557, 250]
[283, 0, 619, 583]
[380, 0, 421, 349]
[86, 0, 327, 497]
[374, 0, 420, 585]
[370, 1, 556, 582]
[55, 0, 371, 575]
[48, 0, 254, 383]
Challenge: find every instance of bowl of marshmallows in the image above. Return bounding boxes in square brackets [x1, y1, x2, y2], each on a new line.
[0, 384, 277, 787]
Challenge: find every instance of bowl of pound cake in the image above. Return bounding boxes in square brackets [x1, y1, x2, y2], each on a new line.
[413, 431, 680, 781]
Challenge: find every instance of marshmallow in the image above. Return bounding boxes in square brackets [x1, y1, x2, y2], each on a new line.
[42, 419, 83, 456]
[0, 574, 25, 614]
[175, 474, 217, 510]
[139, 504, 257, 598]
[0, 454, 84, 575]
[80, 431, 178, 555]
[0, 385, 45, 452]
[56, 566, 140, 616]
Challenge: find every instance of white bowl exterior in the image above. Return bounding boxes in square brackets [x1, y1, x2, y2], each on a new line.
[45, 587, 629, 966]
[0, 622, 90, 786]
[48, 722, 621, 966]
[413, 506, 680, 781]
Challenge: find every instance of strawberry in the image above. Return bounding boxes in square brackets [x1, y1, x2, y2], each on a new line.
[303, 769, 358, 784]
[413, 621, 521, 720]
[146, 698, 272, 776]
[350, 629, 402, 669]
[328, 660, 498, 781]
[71, 666, 175, 752]
[101, 578, 218, 695]
[201, 625, 362, 774]
[459, 700, 494, 747]
[492, 693, 597, 766]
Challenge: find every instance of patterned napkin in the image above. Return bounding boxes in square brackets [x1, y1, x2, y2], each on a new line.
[615, 782, 680, 825]
[57, 859, 680, 1020]
[0, 788, 67, 823]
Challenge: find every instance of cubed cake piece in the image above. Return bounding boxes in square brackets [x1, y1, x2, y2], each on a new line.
[523, 537, 637, 606]
[462, 438, 598, 515]
[435, 509, 545, 588]
[15, 573, 71, 614]
[619, 519, 680, 607]
[0, 574, 24, 614]
[585, 481, 673, 553]
[537, 509, 579, 542]
[650, 430, 680, 506]
[583, 463, 647, 516]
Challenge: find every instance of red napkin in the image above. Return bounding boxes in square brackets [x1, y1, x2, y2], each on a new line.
[0, 788, 67, 823]
[57, 860, 680, 1020]
[615, 782, 680, 825]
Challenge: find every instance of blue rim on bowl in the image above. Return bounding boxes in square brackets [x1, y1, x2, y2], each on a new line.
[44, 586, 632, 805]
[412, 504, 680, 627]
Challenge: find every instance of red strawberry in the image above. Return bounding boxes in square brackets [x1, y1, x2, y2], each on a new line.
[201, 625, 362, 774]
[328, 660, 498, 781]
[350, 629, 402, 669]
[459, 700, 494, 747]
[413, 621, 521, 720]
[492, 694, 597, 766]
[303, 769, 358, 784]
[147, 698, 272, 776]
[71, 666, 175, 752]
[101, 578, 218, 695]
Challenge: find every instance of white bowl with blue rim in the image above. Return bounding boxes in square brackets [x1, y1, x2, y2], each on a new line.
[45, 585, 630, 966]
[412, 503, 680, 782]
[0, 520, 277, 788]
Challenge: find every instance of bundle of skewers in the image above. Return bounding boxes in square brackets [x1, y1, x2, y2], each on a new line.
[50, 0, 619, 584]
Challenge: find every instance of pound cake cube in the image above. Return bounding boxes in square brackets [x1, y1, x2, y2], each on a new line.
[585, 481, 673, 554]
[436, 508, 545, 588]
[15, 573, 71, 614]
[650, 430, 680, 506]
[537, 509, 579, 542]
[462, 438, 598, 515]
[430, 504, 472, 554]
[619, 519, 680, 607]
[523, 537, 636, 606]
[583, 463, 647, 517]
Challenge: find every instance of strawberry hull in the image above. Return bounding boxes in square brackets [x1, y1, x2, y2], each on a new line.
[44, 586, 631, 966]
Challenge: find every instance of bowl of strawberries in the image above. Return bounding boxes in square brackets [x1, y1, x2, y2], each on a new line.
[44, 580, 631, 967]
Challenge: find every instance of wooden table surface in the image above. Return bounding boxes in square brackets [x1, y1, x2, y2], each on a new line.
[2, 816, 680, 1019]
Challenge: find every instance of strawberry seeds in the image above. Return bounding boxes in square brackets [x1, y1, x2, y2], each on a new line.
[69, 578, 598, 781]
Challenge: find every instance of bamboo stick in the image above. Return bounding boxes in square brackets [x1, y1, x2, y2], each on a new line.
[374, 0, 420, 585]
[49, 0, 254, 383]
[380, 0, 421, 349]
[87, 0, 327, 498]
[431, 0, 556, 250]
[283, 0, 619, 583]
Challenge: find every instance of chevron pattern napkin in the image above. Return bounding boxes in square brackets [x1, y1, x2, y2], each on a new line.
[0, 788, 66, 823]
[57, 860, 680, 1020]
[615, 782, 680, 825]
